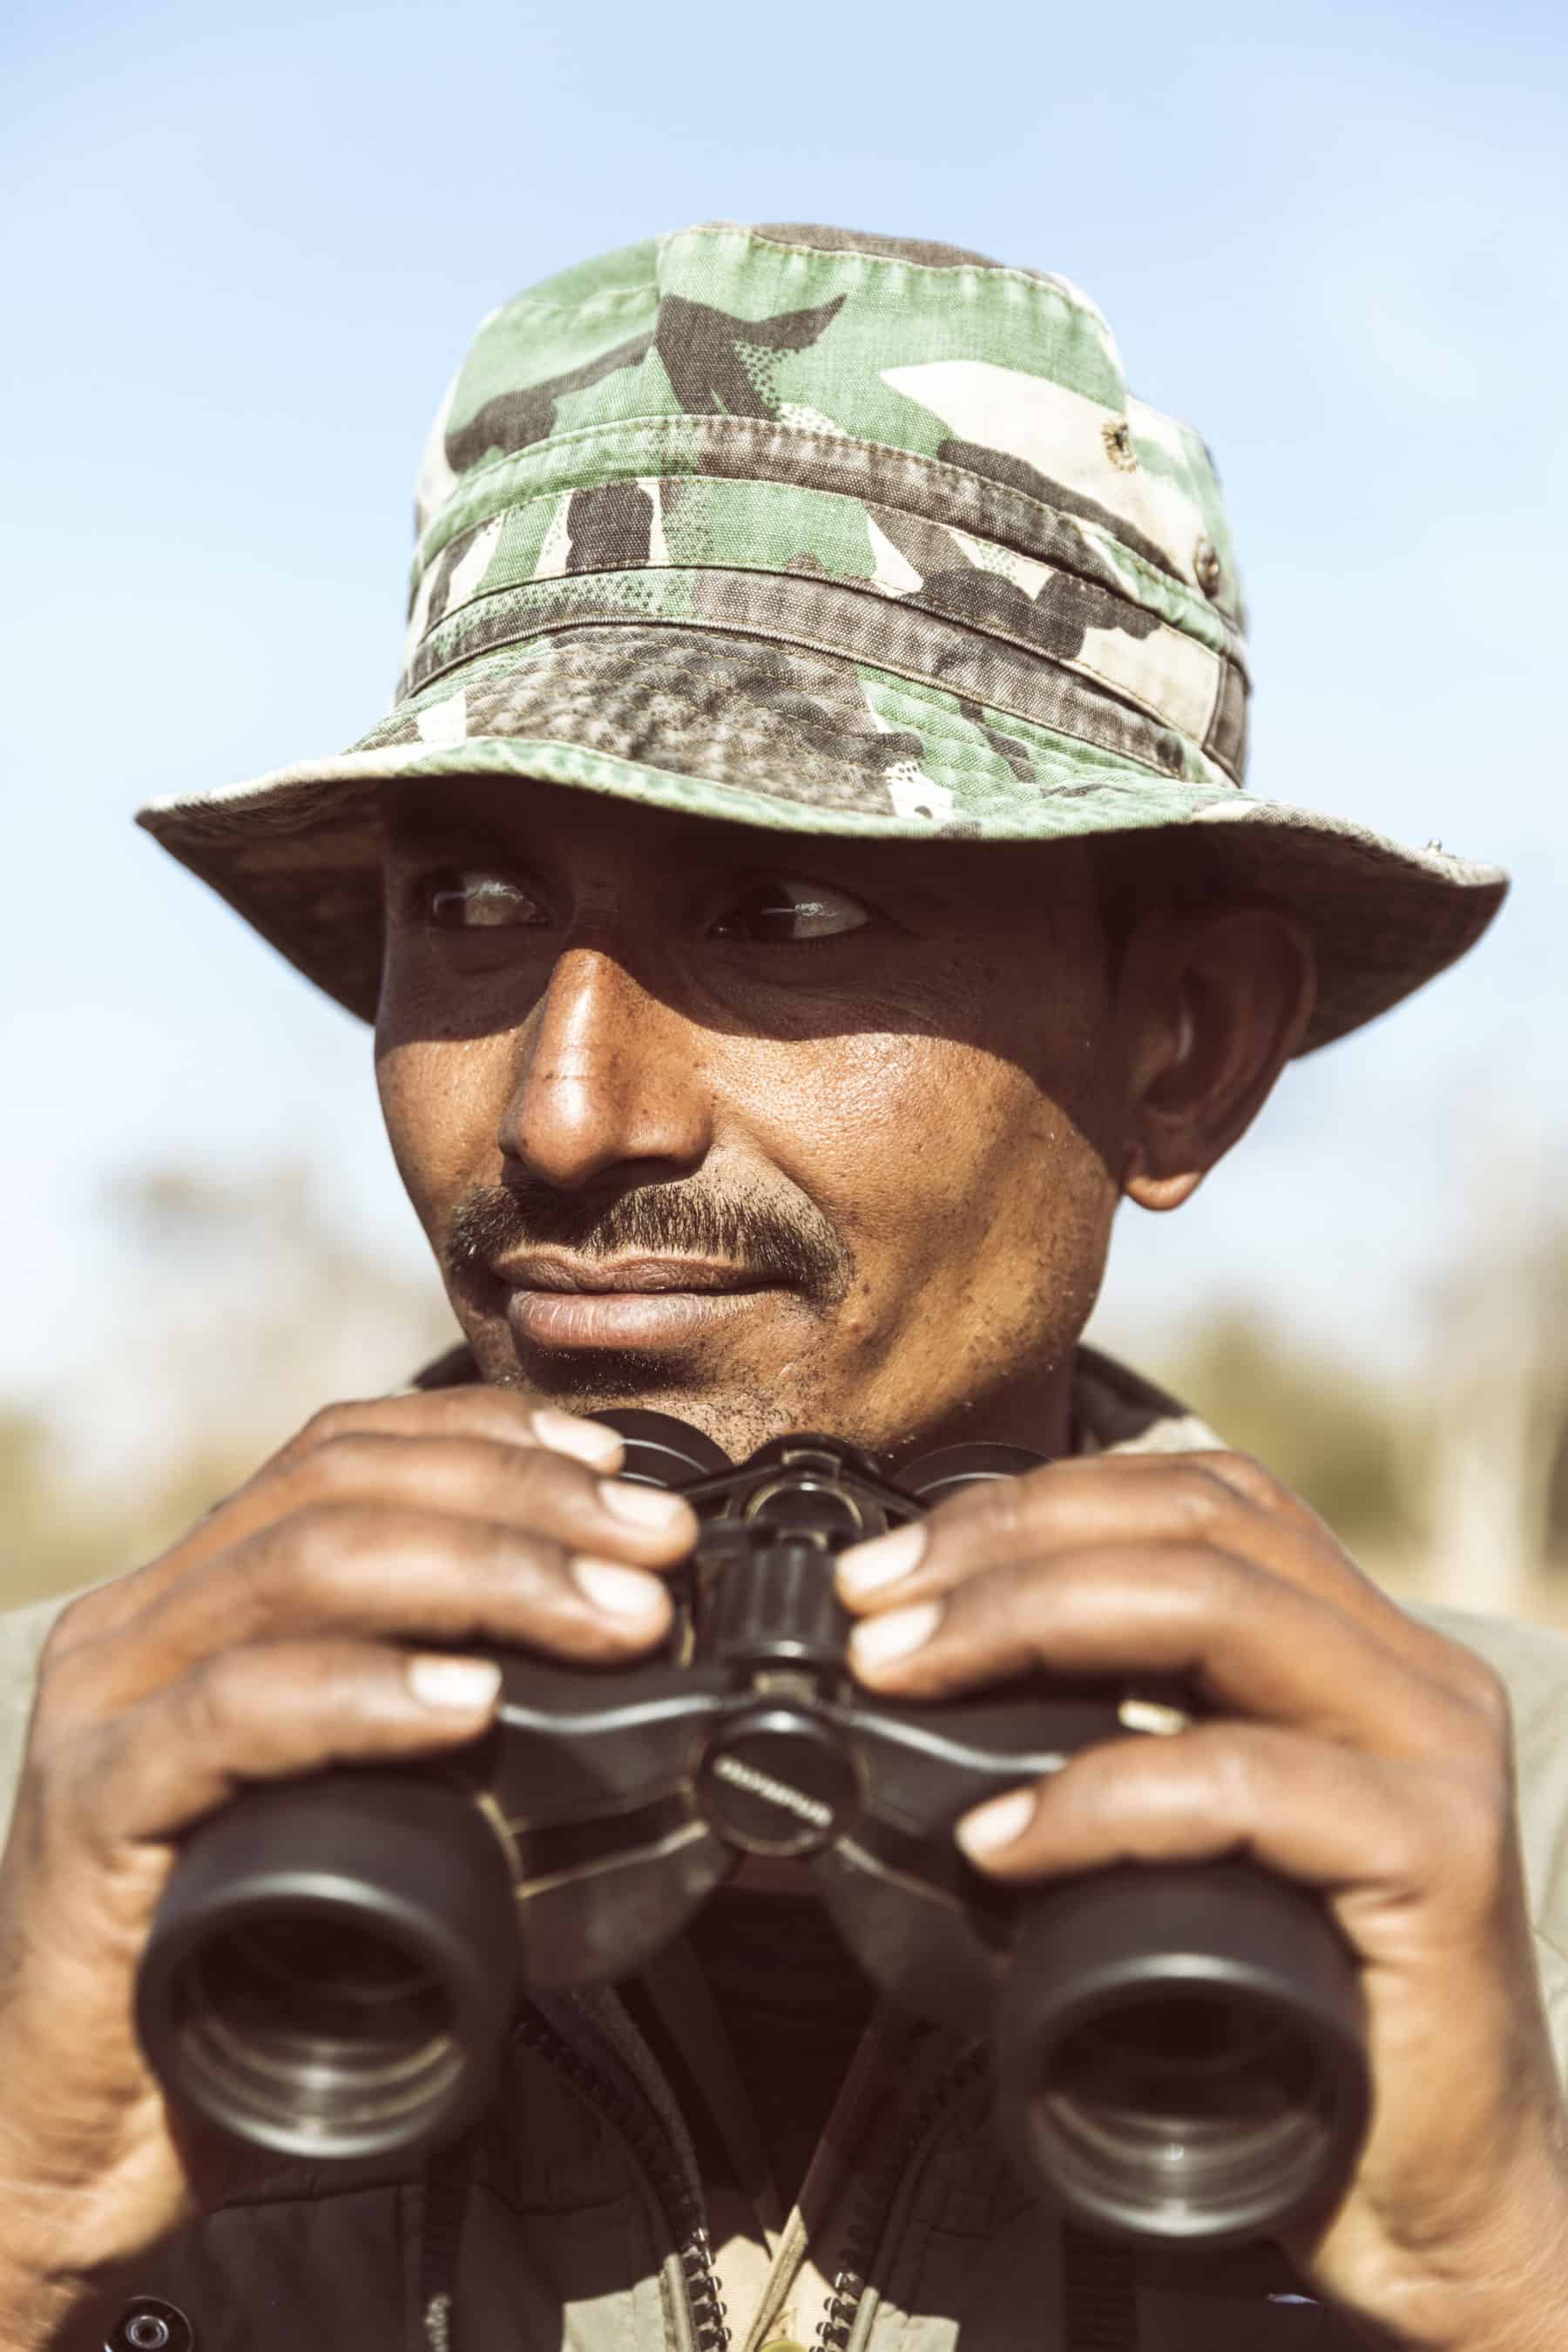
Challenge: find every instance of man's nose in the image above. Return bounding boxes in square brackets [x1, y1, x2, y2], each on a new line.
[497, 945, 714, 1193]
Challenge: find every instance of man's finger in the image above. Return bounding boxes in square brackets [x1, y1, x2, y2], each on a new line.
[839, 1452, 1479, 1699]
[72, 1636, 509, 1848]
[45, 1497, 680, 1727]
[846, 1539, 1487, 1758]
[952, 1719, 1509, 1936]
[54, 1389, 626, 1645]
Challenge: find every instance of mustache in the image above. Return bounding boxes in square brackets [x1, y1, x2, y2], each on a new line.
[444, 1179, 853, 1304]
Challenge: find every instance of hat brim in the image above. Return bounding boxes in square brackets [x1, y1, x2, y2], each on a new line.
[138, 623, 1506, 1054]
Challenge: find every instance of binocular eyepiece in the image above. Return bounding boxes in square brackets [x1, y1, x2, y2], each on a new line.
[136, 1412, 1369, 2247]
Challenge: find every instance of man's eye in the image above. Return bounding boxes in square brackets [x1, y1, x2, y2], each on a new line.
[712, 879, 869, 943]
[423, 871, 544, 929]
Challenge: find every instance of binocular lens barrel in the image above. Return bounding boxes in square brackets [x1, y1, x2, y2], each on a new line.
[143, 1792, 1367, 2246]
[998, 1862, 1368, 2241]
[137, 1770, 518, 2162]
[1034, 1992, 1335, 2225]
[166, 1912, 462, 2146]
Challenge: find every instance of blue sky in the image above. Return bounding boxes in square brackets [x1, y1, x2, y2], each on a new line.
[3, 0, 1565, 1404]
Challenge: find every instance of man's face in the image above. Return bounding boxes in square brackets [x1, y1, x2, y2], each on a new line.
[375, 777, 1132, 1463]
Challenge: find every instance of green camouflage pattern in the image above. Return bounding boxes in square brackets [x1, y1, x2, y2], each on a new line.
[398, 221, 1248, 788]
[138, 220, 1507, 1051]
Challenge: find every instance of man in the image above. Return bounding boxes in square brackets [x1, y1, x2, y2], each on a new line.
[1, 221, 1565, 2352]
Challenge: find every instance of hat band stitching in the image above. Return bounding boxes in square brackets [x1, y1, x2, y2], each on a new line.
[398, 583, 1232, 788]
[380, 625, 1214, 792]
[403, 503, 1232, 764]
[417, 415, 1233, 645]
[413, 414, 1242, 655]
[414, 445, 1194, 619]
[409, 465, 1243, 713]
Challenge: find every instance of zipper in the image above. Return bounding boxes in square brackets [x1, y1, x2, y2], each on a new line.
[814, 2044, 989, 2352]
[512, 2004, 731, 2352]
[813, 2052, 1144, 2352]
[421, 2126, 478, 2352]
[432, 2019, 1136, 2352]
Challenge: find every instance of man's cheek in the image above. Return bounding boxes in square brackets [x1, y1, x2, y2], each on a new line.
[375, 1038, 495, 1240]
[808, 1034, 987, 1159]
[793, 1075, 1024, 1318]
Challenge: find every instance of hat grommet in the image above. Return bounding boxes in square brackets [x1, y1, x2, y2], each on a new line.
[1193, 537, 1224, 598]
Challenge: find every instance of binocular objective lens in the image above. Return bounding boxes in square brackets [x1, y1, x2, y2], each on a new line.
[170, 1909, 463, 2148]
[1032, 1990, 1335, 2234]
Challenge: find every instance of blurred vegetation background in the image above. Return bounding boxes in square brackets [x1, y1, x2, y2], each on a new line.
[0, 1167, 459, 1617]
[4, 1160, 1566, 1628]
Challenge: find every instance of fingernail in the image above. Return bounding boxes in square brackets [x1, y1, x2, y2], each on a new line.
[849, 1599, 943, 1672]
[571, 1557, 669, 1621]
[837, 1521, 928, 1600]
[407, 1656, 503, 1713]
[598, 1478, 689, 1531]
[531, 1407, 622, 1469]
[956, 1788, 1037, 1860]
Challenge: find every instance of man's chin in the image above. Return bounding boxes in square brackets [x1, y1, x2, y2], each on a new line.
[491, 1342, 705, 1410]
[467, 1325, 839, 1463]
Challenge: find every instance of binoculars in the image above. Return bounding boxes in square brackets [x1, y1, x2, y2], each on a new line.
[136, 1412, 1369, 2245]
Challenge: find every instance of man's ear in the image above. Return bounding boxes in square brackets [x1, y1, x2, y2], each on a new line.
[1118, 903, 1317, 1213]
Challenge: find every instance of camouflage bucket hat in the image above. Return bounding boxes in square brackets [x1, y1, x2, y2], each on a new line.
[138, 220, 1506, 1051]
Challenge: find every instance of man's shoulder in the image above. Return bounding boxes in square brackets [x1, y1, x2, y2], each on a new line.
[1401, 1598, 1568, 1803]
[1403, 1596, 1568, 1711]
[1406, 1598, 1568, 2068]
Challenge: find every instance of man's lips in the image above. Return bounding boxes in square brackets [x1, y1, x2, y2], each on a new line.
[490, 1256, 782, 1350]
[492, 1255, 771, 1295]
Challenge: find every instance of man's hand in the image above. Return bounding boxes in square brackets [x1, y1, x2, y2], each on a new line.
[0, 1388, 695, 2348]
[836, 1451, 1568, 2351]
